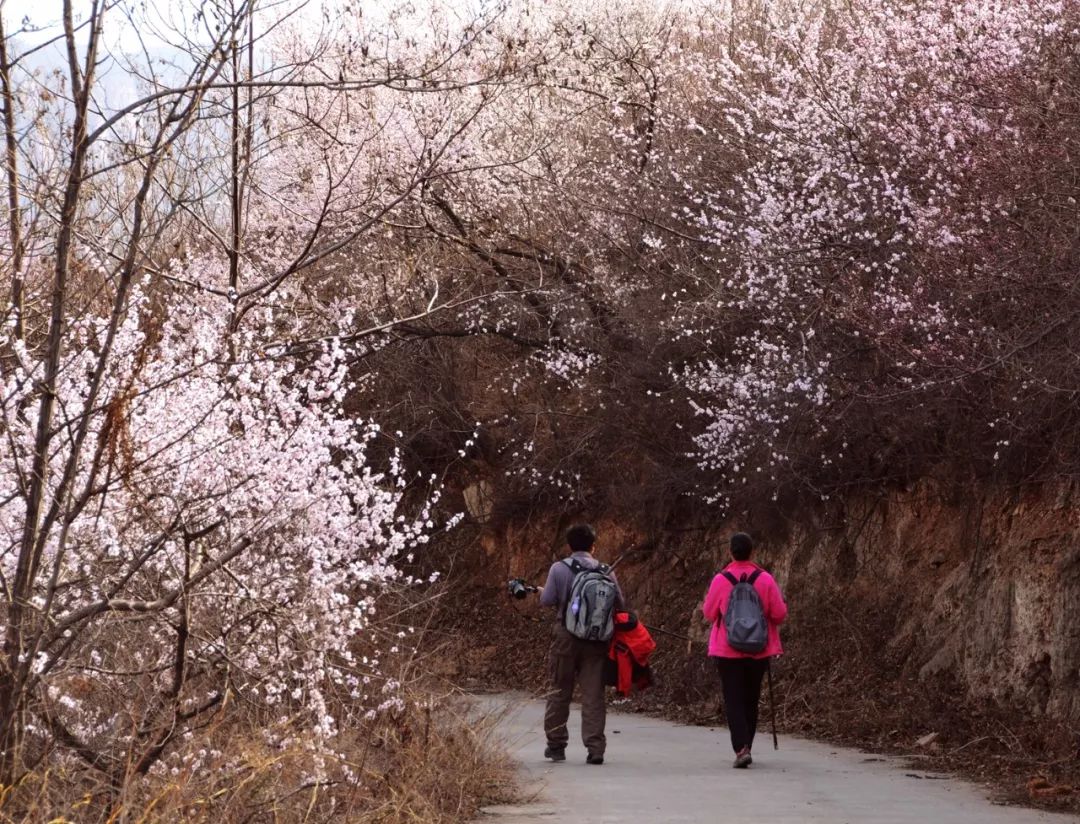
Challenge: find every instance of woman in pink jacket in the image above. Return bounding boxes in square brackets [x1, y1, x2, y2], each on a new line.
[702, 532, 788, 768]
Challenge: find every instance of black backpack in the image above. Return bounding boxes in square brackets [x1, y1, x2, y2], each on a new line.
[721, 568, 768, 653]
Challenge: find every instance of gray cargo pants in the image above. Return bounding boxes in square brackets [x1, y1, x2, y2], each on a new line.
[543, 623, 608, 757]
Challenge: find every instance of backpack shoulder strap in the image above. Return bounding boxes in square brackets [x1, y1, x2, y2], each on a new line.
[721, 570, 739, 587]
[596, 563, 611, 576]
[564, 558, 585, 575]
[747, 568, 763, 585]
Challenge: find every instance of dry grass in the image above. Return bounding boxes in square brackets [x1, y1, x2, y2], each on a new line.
[0, 691, 516, 824]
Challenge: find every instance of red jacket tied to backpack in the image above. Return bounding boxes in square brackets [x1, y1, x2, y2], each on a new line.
[606, 611, 656, 696]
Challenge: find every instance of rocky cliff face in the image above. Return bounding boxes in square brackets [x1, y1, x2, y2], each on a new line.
[786, 481, 1080, 723]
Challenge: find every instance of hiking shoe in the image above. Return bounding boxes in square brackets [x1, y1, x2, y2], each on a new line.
[544, 746, 566, 762]
[586, 753, 604, 765]
[733, 747, 752, 769]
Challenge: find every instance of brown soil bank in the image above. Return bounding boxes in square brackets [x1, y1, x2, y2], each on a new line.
[439, 479, 1080, 813]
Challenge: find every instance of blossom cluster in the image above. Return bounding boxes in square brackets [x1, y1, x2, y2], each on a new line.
[0, 268, 437, 770]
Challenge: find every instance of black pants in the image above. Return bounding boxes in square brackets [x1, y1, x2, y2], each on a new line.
[716, 657, 769, 753]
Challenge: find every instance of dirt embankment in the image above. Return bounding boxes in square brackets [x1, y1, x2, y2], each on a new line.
[434, 479, 1080, 813]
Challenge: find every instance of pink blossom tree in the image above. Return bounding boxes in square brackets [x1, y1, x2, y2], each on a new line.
[0, 0, 513, 801]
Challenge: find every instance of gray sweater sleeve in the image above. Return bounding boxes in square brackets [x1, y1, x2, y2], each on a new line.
[539, 561, 567, 608]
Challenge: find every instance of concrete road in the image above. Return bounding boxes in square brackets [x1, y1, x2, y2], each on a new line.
[475, 694, 1078, 824]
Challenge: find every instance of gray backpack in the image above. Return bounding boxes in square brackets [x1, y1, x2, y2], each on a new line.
[721, 569, 768, 653]
[563, 559, 618, 642]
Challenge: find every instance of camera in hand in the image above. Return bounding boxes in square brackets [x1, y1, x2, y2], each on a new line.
[507, 578, 536, 599]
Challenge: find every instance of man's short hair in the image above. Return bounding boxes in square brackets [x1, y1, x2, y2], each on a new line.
[730, 532, 754, 561]
[566, 524, 596, 553]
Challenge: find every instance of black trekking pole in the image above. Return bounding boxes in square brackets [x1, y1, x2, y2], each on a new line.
[767, 658, 779, 750]
[642, 623, 693, 643]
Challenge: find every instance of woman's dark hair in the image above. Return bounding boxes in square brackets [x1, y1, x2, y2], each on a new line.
[730, 532, 754, 561]
[566, 524, 596, 552]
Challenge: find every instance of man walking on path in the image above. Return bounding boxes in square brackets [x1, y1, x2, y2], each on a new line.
[702, 532, 787, 768]
[539, 524, 625, 765]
